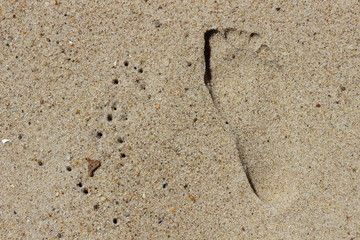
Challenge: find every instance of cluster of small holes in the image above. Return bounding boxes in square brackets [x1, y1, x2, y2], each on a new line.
[76, 182, 89, 194]
[88, 59, 140, 216]
[123, 60, 146, 90]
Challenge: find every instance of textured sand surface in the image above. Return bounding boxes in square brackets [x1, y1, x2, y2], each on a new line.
[1, 1, 359, 239]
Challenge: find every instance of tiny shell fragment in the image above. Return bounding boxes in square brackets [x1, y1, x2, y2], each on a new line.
[86, 158, 101, 177]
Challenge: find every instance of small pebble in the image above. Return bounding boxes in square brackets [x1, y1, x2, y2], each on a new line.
[189, 194, 196, 202]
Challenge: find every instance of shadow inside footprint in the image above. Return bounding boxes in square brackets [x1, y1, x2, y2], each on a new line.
[204, 29, 298, 206]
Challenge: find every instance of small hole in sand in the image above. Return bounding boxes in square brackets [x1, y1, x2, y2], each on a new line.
[124, 61, 129, 66]
[120, 153, 126, 158]
[66, 166, 72, 171]
[77, 182, 83, 187]
[138, 68, 143, 73]
[250, 32, 259, 38]
[107, 114, 113, 121]
[82, 188, 89, 194]
[113, 218, 118, 224]
[96, 132, 103, 138]
[112, 79, 119, 84]
[117, 137, 124, 143]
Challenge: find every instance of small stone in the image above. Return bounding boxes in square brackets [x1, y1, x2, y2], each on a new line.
[189, 194, 196, 202]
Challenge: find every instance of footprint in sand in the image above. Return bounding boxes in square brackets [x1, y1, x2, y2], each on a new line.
[205, 29, 298, 206]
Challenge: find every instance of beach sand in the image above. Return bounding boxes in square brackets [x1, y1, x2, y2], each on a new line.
[0, 1, 359, 239]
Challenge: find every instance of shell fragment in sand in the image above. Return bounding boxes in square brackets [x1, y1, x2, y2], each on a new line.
[86, 158, 101, 177]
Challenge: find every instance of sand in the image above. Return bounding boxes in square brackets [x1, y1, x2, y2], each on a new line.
[0, 1, 359, 239]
